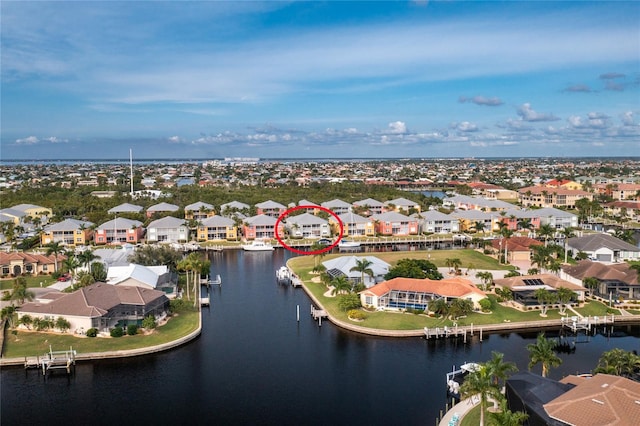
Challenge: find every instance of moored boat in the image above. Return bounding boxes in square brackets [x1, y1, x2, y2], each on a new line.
[242, 239, 274, 252]
[338, 239, 360, 249]
[276, 266, 291, 283]
[446, 362, 481, 399]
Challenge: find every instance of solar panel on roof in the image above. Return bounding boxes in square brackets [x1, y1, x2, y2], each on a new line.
[522, 278, 545, 286]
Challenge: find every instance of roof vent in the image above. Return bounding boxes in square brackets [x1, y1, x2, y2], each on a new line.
[591, 399, 604, 405]
[601, 383, 609, 388]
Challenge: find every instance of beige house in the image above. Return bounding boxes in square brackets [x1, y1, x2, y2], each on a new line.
[0, 251, 65, 277]
[518, 186, 593, 209]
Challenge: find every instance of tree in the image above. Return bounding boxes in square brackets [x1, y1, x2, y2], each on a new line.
[90, 261, 107, 282]
[527, 332, 562, 378]
[594, 348, 640, 378]
[460, 364, 500, 426]
[472, 221, 487, 234]
[1, 305, 17, 328]
[448, 298, 473, 320]
[45, 241, 66, 272]
[128, 245, 182, 268]
[330, 275, 352, 296]
[9, 277, 35, 305]
[475, 271, 494, 291]
[560, 227, 576, 263]
[537, 223, 555, 247]
[516, 218, 533, 234]
[349, 258, 374, 288]
[55, 316, 71, 333]
[485, 351, 518, 387]
[77, 249, 98, 271]
[498, 225, 514, 264]
[582, 276, 600, 296]
[337, 293, 361, 311]
[384, 258, 442, 280]
[534, 288, 555, 316]
[18, 314, 33, 330]
[556, 287, 576, 315]
[488, 399, 529, 426]
[530, 245, 554, 273]
[63, 254, 80, 281]
[429, 298, 448, 317]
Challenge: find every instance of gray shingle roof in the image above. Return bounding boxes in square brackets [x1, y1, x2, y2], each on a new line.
[568, 233, 640, 252]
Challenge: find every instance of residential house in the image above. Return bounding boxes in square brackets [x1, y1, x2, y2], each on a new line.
[385, 197, 421, 214]
[544, 178, 583, 190]
[352, 198, 385, 216]
[0, 251, 65, 277]
[417, 210, 460, 234]
[594, 183, 640, 200]
[566, 233, 640, 263]
[321, 199, 352, 215]
[322, 255, 390, 288]
[220, 201, 250, 216]
[332, 212, 376, 237]
[107, 263, 176, 295]
[107, 203, 144, 214]
[94, 218, 144, 245]
[255, 200, 287, 218]
[184, 201, 215, 220]
[359, 276, 486, 311]
[602, 200, 640, 221]
[10, 204, 53, 222]
[0, 208, 27, 225]
[449, 209, 493, 233]
[561, 260, 640, 300]
[242, 214, 284, 240]
[285, 213, 330, 238]
[489, 236, 543, 264]
[197, 216, 238, 241]
[443, 195, 516, 212]
[146, 216, 189, 243]
[41, 218, 94, 246]
[298, 199, 320, 214]
[518, 186, 593, 209]
[535, 207, 579, 230]
[493, 274, 586, 308]
[146, 202, 179, 218]
[17, 282, 170, 333]
[370, 211, 419, 236]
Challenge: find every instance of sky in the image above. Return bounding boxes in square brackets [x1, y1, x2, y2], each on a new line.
[1, 1, 639, 160]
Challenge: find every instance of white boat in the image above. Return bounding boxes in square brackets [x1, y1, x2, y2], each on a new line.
[275, 266, 291, 283]
[446, 362, 481, 399]
[242, 239, 274, 252]
[338, 239, 361, 248]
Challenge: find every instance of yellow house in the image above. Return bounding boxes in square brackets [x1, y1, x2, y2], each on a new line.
[197, 216, 238, 241]
[11, 204, 53, 220]
[41, 219, 94, 246]
[185, 201, 216, 221]
[330, 212, 376, 237]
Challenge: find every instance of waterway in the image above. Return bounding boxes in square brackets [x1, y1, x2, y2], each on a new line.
[1, 250, 639, 426]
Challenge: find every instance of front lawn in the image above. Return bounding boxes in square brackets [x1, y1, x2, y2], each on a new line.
[1, 275, 57, 291]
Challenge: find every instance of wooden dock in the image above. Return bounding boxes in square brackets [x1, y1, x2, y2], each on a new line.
[311, 305, 328, 325]
[200, 274, 222, 287]
[30, 346, 77, 375]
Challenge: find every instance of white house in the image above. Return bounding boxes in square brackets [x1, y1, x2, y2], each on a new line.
[146, 216, 189, 243]
[322, 255, 390, 288]
[567, 233, 640, 263]
[285, 213, 330, 238]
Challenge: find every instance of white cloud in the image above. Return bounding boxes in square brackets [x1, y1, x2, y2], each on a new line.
[15, 136, 39, 144]
[387, 121, 407, 134]
[517, 103, 560, 122]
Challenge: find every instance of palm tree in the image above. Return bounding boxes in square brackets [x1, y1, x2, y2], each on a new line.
[527, 332, 562, 378]
[475, 271, 494, 291]
[77, 249, 99, 272]
[473, 220, 487, 235]
[485, 351, 518, 387]
[9, 277, 35, 305]
[450, 258, 462, 274]
[516, 217, 533, 234]
[330, 275, 351, 296]
[488, 399, 529, 426]
[429, 298, 448, 317]
[560, 227, 576, 263]
[45, 241, 65, 272]
[534, 288, 554, 316]
[537, 223, 555, 247]
[594, 348, 640, 378]
[498, 224, 513, 264]
[63, 254, 80, 282]
[460, 364, 500, 426]
[556, 287, 576, 315]
[349, 258, 374, 288]
[582, 276, 600, 297]
[530, 245, 554, 273]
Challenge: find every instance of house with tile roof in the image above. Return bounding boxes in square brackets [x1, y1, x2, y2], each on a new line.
[285, 213, 330, 238]
[370, 211, 419, 236]
[146, 216, 189, 243]
[94, 217, 144, 245]
[489, 236, 543, 264]
[0, 251, 65, 277]
[561, 260, 640, 300]
[184, 201, 216, 220]
[197, 215, 238, 241]
[16, 282, 170, 333]
[359, 276, 486, 311]
[518, 186, 593, 209]
[41, 218, 94, 246]
[566, 233, 640, 263]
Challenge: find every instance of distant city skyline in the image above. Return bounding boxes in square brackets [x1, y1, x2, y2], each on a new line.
[1, 1, 639, 160]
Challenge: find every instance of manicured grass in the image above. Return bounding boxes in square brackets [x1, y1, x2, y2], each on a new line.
[459, 405, 484, 426]
[574, 299, 619, 316]
[2, 309, 199, 358]
[1, 275, 57, 291]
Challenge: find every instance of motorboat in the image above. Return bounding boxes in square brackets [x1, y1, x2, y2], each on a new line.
[446, 362, 481, 399]
[338, 239, 361, 248]
[275, 266, 291, 284]
[242, 239, 274, 252]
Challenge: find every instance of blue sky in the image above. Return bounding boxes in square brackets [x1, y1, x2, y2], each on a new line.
[1, 1, 639, 160]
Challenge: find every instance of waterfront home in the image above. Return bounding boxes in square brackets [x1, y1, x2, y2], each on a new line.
[16, 282, 170, 333]
[220, 201, 250, 216]
[107, 202, 144, 214]
[94, 218, 144, 245]
[321, 199, 352, 215]
[442, 195, 516, 212]
[197, 215, 238, 241]
[385, 197, 421, 214]
[602, 200, 640, 221]
[493, 274, 586, 309]
[370, 211, 419, 236]
[146, 216, 189, 243]
[242, 214, 284, 240]
[255, 200, 287, 218]
[285, 213, 330, 238]
[0, 251, 65, 277]
[594, 182, 640, 201]
[297, 199, 320, 214]
[352, 198, 385, 216]
[416, 210, 460, 234]
[495, 209, 542, 232]
[146, 202, 179, 218]
[561, 260, 640, 300]
[184, 201, 215, 220]
[322, 255, 390, 288]
[518, 186, 593, 209]
[566, 233, 640, 263]
[40, 218, 94, 246]
[332, 212, 375, 237]
[543, 178, 583, 191]
[449, 209, 493, 233]
[8, 204, 53, 223]
[107, 263, 175, 294]
[94, 245, 136, 268]
[535, 207, 579, 230]
[489, 236, 543, 264]
[359, 276, 486, 311]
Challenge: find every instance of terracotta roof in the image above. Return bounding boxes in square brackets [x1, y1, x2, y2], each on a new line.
[0, 251, 64, 265]
[544, 374, 640, 426]
[361, 277, 485, 298]
[490, 236, 543, 252]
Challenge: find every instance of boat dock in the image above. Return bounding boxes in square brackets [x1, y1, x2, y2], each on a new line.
[311, 305, 328, 325]
[424, 324, 481, 342]
[201, 274, 222, 287]
[24, 346, 77, 375]
[560, 315, 614, 333]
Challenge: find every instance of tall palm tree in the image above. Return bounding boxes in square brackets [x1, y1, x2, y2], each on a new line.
[330, 275, 351, 296]
[45, 241, 66, 273]
[485, 351, 518, 387]
[530, 245, 554, 273]
[582, 276, 600, 296]
[488, 399, 529, 426]
[498, 224, 513, 264]
[560, 227, 576, 263]
[537, 223, 555, 247]
[460, 364, 500, 426]
[473, 220, 487, 234]
[534, 288, 554, 316]
[527, 332, 562, 378]
[77, 250, 98, 272]
[62, 254, 80, 282]
[556, 287, 576, 315]
[9, 277, 35, 305]
[349, 258, 374, 288]
[594, 348, 640, 378]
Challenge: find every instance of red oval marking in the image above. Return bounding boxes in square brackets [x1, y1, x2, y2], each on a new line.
[274, 205, 344, 255]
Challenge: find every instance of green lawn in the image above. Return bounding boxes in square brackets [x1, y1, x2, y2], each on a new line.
[1, 275, 57, 291]
[2, 310, 199, 358]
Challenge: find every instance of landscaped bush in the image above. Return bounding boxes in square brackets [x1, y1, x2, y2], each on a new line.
[347, 309, 366, 321]
[337, 294, 361, 311]
[110, 326, 124, 338]
[86, 328, 98, 337]
[127, 324, 138, 335]
[142, 315, 156, 330]
[479, 298, 492, 312]
[169, 298, 192, 313]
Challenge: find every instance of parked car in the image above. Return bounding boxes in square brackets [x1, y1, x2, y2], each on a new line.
[57, 274, 71, 282]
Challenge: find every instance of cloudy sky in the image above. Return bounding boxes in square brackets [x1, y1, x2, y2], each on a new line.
[1, 1, 639, 160]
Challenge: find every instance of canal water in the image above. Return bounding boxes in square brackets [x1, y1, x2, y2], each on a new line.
[2, 250, 638, 426]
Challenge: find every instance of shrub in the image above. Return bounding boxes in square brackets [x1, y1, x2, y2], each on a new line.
[110, 326, 124, 338]
[86, 328, 98, 337]
[169, 298, 191, 313]
[337, 294, 361, 311]
[127, 324, 138, 336]
[142, 315, 156, 330]
[478, 298, 492, 312]
[347, 309, 366, 321]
